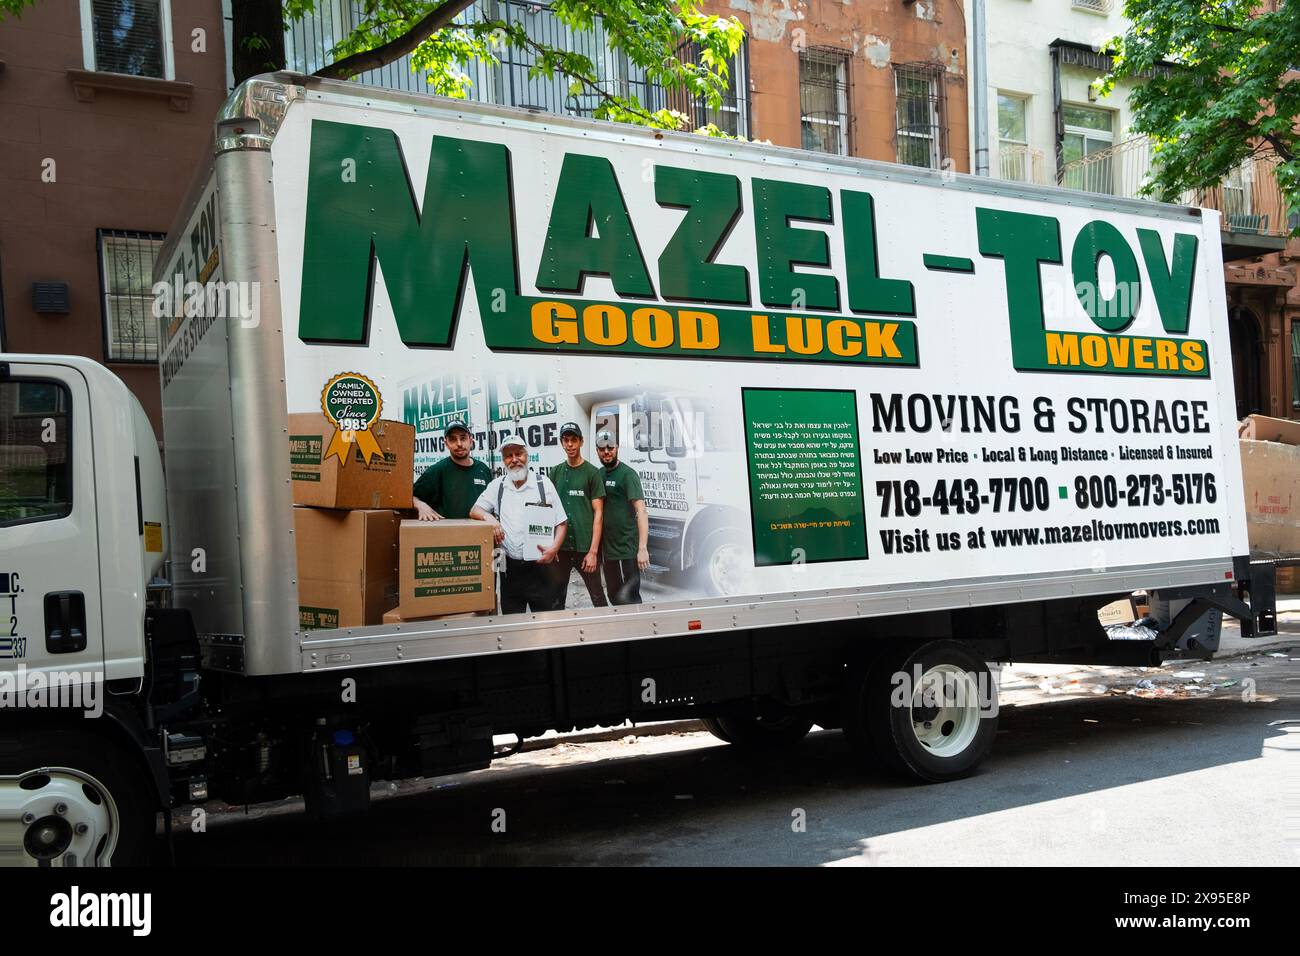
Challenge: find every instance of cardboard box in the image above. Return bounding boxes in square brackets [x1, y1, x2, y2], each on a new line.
[1239, 437, 1300, 554]
[1276, 564, 1298, 595]
[399, 519, 496, 617]
[295, 507, 400, 629]
[1240, 414, 1300, 445]
[289, 413, 414, 510]
[1097, 597, 1137, 626]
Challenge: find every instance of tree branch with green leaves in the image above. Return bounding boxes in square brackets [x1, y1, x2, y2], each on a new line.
[283, 0, 745, 134]
[1100, 0, 1299, 233]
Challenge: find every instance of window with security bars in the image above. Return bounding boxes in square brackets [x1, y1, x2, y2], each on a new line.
[799, 49, 850, 156]
[82, 0, 172, 79]
[895, 65, 944, 169]
[677, 41, 750, 137]
[286, 1, 748, 133]
[98, 230, 164, 363]
[1292, 320, 1299, 410]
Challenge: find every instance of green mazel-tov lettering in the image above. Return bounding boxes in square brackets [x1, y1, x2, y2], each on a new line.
[299, 606, 339, 630]
[975, 207, 1208, 377]
[298, 121, 917, 365]
[414, 546, 480, 578]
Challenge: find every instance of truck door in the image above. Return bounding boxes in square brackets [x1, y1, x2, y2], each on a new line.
[0, 364, 102, 680]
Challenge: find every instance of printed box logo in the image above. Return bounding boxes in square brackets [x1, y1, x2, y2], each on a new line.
[299, 605, 339, 630]
[290, 434, 324, 482]
[414, 546, 483, 597]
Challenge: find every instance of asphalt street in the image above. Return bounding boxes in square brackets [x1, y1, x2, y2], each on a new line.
[169, 630, 1299, 866]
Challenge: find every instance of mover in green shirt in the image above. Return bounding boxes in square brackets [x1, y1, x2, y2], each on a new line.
[412, 419, 492, 520]
[550, 422, 607, 608]
[595, 429, 649, 605]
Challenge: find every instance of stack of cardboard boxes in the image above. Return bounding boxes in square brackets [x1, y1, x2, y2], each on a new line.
[290, 414, 496, 629]
[1239, 414, 1300, 594]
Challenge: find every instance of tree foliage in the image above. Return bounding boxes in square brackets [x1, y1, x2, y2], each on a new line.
[1102, 0, 1299, 229]
[280, 0, 746, 135]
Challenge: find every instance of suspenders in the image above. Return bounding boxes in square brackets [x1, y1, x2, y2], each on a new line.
[497, 470, 548, 514]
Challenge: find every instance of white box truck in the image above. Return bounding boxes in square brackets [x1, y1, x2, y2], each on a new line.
[0, 75, 1277, 865]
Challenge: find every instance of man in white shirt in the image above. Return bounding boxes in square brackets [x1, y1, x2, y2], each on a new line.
[470, 433, 567, 613]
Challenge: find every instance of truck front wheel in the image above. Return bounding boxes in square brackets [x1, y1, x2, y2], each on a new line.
[843, 640, 998, 783]
[0, 728, 158, 866]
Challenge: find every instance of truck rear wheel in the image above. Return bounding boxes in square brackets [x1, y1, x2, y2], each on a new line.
[843, 640, 998, 783]
[0, 729, 157, 866]
[701, 712, 814, 749]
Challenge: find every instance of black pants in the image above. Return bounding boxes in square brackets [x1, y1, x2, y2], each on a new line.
[551, 551, 609, 609]
[602, 558, 642, 605]
[501, 557, 555, 614]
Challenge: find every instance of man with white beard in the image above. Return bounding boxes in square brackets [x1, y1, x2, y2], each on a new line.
[470, 433, 567, 613]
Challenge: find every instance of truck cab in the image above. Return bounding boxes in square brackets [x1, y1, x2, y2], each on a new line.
[0, 355, 165, 684]
[0, 356, 171, 866]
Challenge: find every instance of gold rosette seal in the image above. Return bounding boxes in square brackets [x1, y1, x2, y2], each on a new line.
[321, 372, 383, 466]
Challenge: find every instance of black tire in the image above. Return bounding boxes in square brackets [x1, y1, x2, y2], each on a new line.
[0, 727, 159, 866]
[843, 640, 998, 783]
[701, 712, 814, 749]
[700, 716, 734, 743]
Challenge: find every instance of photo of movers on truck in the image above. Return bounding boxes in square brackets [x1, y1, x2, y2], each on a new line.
[397, 367, 752, 611]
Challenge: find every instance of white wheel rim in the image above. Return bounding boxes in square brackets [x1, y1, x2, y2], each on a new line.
[909, 664, 983, 759]
[708, 543, 745, 595]
[2, 767, 120, 867]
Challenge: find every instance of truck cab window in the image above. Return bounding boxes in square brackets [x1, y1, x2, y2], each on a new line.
[0, 380, 72, 525]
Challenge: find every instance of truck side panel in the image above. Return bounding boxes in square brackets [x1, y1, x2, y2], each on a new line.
[163, 78, 1252, 676]
[156, 170, 247, 646]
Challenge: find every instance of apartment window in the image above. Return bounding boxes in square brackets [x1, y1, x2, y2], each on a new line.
[1071, 0, 1115, 13]
[1222, 162, 1255, 225]
[1292, 320, 1300, 410]
[895, 65, 944, 169]
[799, 49, 850, 156]
[1061, 104, 1115, 192]
[98, 230, 164, 363]
[658, 39, 751, 138]
[80, 0, 174, 80]
[997, 93, 1031, 181]
[697, 47, 750, 138]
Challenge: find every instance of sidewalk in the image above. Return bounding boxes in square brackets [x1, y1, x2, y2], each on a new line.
[1000, 593, 1298, 705]
[1218, 593, 1299, 655]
